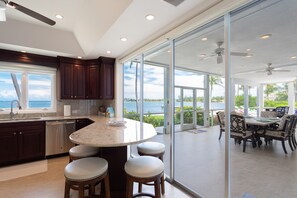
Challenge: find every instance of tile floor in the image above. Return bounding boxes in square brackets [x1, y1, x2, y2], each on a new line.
[131, 125, 297, 198]
[0, 156, 190, 198]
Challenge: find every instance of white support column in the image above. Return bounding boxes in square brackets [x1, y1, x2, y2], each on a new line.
[244, 85, 249, 116]
[205, 75, 210, 127]
[230, 79, 235, 112]
[288, 82, 295, 114]
[224, 13, 231, 198]
[258, 85, 264, 116]
[115, 60, 123, 117]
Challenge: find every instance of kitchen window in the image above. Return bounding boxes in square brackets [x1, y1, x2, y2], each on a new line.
[0, 63, 56, 112]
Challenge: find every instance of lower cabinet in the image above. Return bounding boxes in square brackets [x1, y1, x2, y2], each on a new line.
[75, 119, 94, 130]
[0, 121, 45, 167]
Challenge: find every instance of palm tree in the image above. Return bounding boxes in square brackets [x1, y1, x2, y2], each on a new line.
[209, 76, 223, 102]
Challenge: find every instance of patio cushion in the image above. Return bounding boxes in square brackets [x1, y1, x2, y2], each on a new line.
[265, 130, 285, 138]
[231, 130, 252, 138]
[260, 111, 278, 118]
[277, 114, 290, 130]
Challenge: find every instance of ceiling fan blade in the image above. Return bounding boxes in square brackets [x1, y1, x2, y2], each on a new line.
[230, 52, 249, 56]
[273, 69, 290, 72]
[8, 1, 55, 26]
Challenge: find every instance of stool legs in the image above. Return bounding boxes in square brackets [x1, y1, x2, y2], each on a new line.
[104, 172, 111, 198]
[64, 181, 70, 198]
[154, 177, 161, 198]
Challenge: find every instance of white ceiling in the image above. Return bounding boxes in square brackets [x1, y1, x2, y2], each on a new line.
[1, 0, 296, 84]
[148, 0, 297, 84]
[0, 0, 220, 59]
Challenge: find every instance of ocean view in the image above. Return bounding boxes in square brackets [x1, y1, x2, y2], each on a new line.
[124, 101, 224, 114]
[0, 101, 51, 108]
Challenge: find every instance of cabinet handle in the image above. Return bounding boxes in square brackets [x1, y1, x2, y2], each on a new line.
[19, 132, 22, 135]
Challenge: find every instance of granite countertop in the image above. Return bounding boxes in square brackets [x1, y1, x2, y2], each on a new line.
[70, 117, 157, 147]
[0, 115, 157, 147]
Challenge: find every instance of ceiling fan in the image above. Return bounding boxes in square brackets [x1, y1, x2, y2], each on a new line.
[0, 0, 55, 26]
[257, 63, 290, 75]
[213, 42, 252, 64]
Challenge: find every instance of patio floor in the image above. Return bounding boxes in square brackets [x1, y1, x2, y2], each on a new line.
[131, 125, 297, 198]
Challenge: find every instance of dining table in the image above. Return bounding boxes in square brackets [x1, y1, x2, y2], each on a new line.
[245, 116, 280, 146]
[69, 116, 157, 197]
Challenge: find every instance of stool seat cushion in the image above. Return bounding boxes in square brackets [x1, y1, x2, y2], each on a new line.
[69, 145, 99, 158]
[125, 156, 164, 178]
[64, 157, 108, 181]
[137, 142, 165, 155]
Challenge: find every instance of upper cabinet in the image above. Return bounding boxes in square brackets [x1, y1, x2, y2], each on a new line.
[59, 57, 86, 99]
[58, 56, 115, 100]
[99, 57, 115, 99]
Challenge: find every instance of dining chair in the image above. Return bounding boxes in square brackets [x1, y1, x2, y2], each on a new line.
[260, 111, 278, 118]
[264, 115, 296, 154]
[275, 106, 289, 118]
[216, 111, 225, 140]
[230, 114, 254, 152]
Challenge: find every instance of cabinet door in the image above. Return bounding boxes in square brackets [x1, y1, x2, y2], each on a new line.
[60, 63, 74, 99]
[18, 122, 45, 161]
[73, 64, 86, 99]
[86, 65, 100, 99]
[0, 129, 18, 166]
[100, 63, 114, 99]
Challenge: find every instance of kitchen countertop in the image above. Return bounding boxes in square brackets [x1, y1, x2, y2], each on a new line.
[0, 115, 157, 147]
[69, 117, 157, 147]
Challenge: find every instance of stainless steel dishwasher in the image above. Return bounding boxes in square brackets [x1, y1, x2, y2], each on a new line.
[46, 120, 76, 156]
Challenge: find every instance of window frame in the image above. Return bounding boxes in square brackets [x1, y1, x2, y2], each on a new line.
[0, 62, 57, 114]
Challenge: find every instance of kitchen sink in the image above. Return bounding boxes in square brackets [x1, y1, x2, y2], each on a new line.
[0, 117, 41, 122]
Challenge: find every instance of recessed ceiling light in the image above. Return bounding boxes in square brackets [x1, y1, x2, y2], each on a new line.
[55, 14, 63, 19]
[201, 37, 207, 41]
[145, 14, 155, 20]
[167, 50, 171, 53]
[120, 37, 127, 42]
[246, 49, 251, 51]
[245, 54, 253, 58]
[260, 34, 272, 39]
[106, 50, 111, 54]
[21, 50, 26, 53]
[200, 54, 206, 57]
[77, 56, 82, 59]
[291, 56, 297, 59]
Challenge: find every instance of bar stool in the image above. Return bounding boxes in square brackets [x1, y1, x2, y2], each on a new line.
[64, 157, 110, 198]
[137, 142, 165, 194]
[125, 156, 164, 198]
[69, 145, 100, 162]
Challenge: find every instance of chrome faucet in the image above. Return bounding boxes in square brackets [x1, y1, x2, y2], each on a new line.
[10, 100, 21, 119]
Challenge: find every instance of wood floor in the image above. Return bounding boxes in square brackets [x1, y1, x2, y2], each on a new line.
[132, 125, 297, 198]
[0, 156, 189, 198]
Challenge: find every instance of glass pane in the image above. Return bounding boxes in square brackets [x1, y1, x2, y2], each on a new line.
[28, 74, 52, 108]
[175, 70, 204, 88]
[0, 72, 21, 109]
[231, 0, 295, 197]
[174, 16, 224, 197]
[248, 86, 257, 116]
[235, 84, 244, 113]
[123, 58, 141, 121]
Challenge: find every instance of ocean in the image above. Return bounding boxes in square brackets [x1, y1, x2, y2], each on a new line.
[0, 101, 51, 108]
[124, 101, 224, 114]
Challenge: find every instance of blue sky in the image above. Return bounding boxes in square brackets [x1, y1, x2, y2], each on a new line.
[0, 72, 51, 101]
[124, 63, 225, 99]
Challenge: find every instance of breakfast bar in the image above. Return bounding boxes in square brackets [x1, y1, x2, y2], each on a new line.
[69, 117, 157, 197]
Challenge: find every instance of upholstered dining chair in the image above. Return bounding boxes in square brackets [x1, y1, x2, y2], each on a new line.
[230, 114, 254, 152]
[260, 111, 278, 118]
[216, 111, 225, 140]
[264, 115, 297, 154]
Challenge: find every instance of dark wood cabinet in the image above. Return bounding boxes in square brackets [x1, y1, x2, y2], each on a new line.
[60, 62, 86, 99]
[59, 56, 114, 100]
[85, 64, 100, 99]
[99, 57, 115, 99]
[75, 119, 94, 130]
[0, 121, 45, 167]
